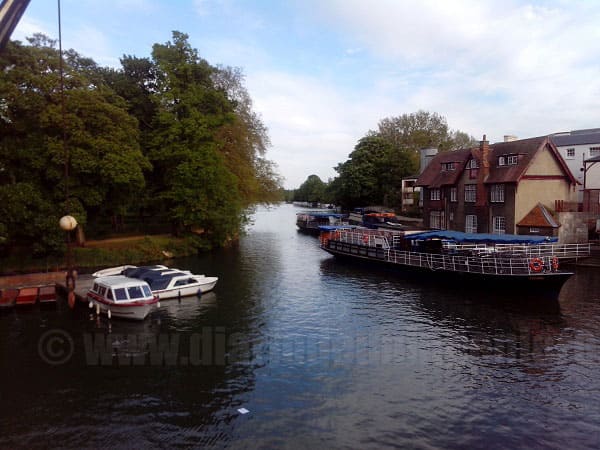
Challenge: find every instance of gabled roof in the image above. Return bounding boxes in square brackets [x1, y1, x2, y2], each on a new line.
[416, 136, 577, 187]
[517, 203, 560, 228]
[415, 149, 472, 187]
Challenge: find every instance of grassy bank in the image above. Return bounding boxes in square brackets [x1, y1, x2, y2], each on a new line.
[0, 235, 208, 275]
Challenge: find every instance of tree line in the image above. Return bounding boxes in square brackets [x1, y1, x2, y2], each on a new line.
[0, 32, 282, 255]
[290, 111, 475, 211]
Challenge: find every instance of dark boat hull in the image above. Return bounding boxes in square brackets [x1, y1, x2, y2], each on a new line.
[323, 242, 573, 298]
[296, 224, 321, 235]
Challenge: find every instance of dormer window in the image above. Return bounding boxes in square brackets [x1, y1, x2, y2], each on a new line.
[441, 162, 455, 171]
[467, 159, 479, 169]
[498, 154, 518, 166]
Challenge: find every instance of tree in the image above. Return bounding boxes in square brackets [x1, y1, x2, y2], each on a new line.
[294, 175, 327, 203]
[0, 35, 149, 253]
[332, 136, 394, 208]
[164, 147, 242, 245]
[328, 111, 473, 209]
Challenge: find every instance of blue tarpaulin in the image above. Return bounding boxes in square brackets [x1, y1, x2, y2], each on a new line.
[318, 225, 356, 231]
[297, 212, 346, 218]
[403, 230, 558, 244]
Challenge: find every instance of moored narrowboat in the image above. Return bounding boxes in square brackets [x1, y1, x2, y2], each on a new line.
[319, 228, 589, 296]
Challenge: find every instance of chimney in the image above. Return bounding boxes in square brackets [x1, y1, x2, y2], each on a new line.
[479, 134, 490, 173]
[476, 134, 490, 207]
[419, 147, 438, 174]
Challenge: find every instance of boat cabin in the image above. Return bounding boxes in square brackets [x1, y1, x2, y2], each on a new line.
[90, 276, 154, 303]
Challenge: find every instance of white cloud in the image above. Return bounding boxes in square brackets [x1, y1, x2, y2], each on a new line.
[12, 16, 53, 43]
[246, 70, 400, 188]
[304, 0, 600, 142]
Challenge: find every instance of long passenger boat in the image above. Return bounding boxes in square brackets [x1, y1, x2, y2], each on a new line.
[319, 227, 589, 296]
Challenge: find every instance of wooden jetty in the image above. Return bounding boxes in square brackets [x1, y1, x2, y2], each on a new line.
[0, 271, 95, 309]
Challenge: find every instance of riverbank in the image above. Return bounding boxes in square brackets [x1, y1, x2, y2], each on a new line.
[0, 234, 204, 276]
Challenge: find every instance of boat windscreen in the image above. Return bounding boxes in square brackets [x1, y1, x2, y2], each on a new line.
[114, 288, 128, 301]
[127, 285, 145, 299]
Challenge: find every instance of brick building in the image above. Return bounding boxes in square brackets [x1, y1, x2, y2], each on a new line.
[416, 135, 578, 235]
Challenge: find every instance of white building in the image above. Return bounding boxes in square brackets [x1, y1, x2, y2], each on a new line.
[551, 128, 600, 202]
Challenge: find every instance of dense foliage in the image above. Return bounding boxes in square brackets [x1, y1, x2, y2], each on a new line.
[291, 111, 475, 210]
[0, 32, 282, 254]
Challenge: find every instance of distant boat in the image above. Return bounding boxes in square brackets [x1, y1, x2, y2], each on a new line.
[296, 211, 347, 235]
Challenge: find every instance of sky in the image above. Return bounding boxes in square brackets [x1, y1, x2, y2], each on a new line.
[13, 0, 600, 188]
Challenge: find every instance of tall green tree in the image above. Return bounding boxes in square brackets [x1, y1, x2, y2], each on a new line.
[0, 35, 149, 253]
[332, 136, 394, 208]
[294, 174, 327, 203]
[213, 66, 282, 204]
[145, 32, 243, 239]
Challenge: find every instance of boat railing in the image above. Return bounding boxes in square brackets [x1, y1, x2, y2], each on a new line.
[329, 230, 566, 275]
[384, 249, 558, 276]
[443, 242, 591, 259]
[336, 229, 392, 248]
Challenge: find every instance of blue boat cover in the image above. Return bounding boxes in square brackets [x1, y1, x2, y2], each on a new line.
[318, 225, 356, 231]
[298, 212, 346, 218]
[404, 230, 558, 244]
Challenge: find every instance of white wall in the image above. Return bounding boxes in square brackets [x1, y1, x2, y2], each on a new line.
[556, 143, 600, 201]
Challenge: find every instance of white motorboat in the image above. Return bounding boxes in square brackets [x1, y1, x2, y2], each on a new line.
[121, 266, 218, 299]
[87, 276, 160, 320]
[92, 264, 140, 277]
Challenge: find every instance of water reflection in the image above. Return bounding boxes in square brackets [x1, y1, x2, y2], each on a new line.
[1, 204, 599, 449]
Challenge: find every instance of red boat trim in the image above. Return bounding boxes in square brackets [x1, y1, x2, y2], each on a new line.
[87, 291, 159, 307]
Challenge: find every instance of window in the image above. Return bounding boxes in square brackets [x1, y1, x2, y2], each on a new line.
[590, 146, 600, 156]
[465, 185, 476, 202]
[493, 216, 506, 234]
[465, 215, 477, 233]
[468, 158, 479, 179]
[441, 162, 455, 171]
[529, 227, 539, 233]
[499, 154, 518, 166]
[566, 148, 575, 158]
[430, 188, 441, 200]
[127, 285, 144, 299]
[491, 184, 505, 203]
[114, 288, 128, 301]
[430, 211, 441, 229]
[450, 187, 457, 202]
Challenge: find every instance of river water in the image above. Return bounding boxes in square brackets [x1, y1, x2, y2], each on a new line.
[1, 203, 599, 449]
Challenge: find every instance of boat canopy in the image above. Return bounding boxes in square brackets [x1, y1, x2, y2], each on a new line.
[403, 230, 558, 244]
[318, 225, 356, 231]
[297, 212, 346, 218]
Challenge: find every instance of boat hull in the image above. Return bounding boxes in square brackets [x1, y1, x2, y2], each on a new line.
[323, 241, 573, 297]
[87, 295, 158, 321]
[154, 278, 218, 299]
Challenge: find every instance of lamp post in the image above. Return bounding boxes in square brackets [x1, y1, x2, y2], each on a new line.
[60, 215, 77, 308]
